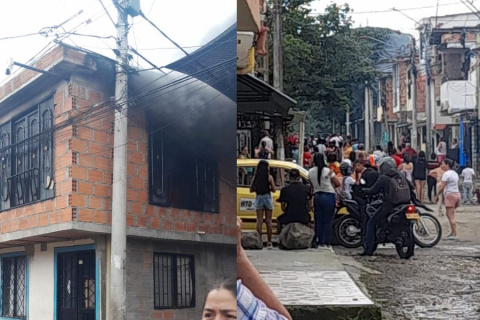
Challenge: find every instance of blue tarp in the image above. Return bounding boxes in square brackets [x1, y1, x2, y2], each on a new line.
[166, 23, 237, 102]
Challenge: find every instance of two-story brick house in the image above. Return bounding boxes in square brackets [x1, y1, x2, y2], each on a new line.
[0, 39, 236, 319]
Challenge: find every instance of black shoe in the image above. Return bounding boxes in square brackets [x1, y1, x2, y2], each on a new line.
[311, 242, 318, 249]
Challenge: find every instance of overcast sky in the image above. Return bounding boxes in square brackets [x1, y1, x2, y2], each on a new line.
[0, 0, 236, 85]
[311, 0, 474, 36]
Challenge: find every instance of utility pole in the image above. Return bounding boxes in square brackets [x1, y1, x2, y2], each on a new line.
[425, 25, 432, 155]
[369, 88, 374, 151]
[273, 0, 283, 91]
[364, 84, 370, 151]
[346, 103, 350, 136]
[411, 38, 418, 150]
[110, 4, 129, 320]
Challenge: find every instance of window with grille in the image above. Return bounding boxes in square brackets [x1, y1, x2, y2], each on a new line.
[1, 255, 27, 319]
[0, 97, 55, 211]
[149, 130, 219, 213]
[153, 253, 195, 309]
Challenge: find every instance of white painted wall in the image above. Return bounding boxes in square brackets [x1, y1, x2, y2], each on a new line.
[0, 238, 94, 320]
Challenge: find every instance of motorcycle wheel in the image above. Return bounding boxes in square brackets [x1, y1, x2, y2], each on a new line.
[334, 215, 363, 248]
[413, 213, 442, 248]
[395, 226, 415, 259]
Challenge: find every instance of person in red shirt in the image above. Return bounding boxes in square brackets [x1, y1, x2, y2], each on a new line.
[389, 149, 402, 167]
[303, 146, 312, 169]
[402, 143, 417, 158]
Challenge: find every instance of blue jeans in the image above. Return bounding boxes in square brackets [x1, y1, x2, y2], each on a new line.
[364, 204, 392, 254]
[314, 192, 336, 245]
[463, 182, 473, 203]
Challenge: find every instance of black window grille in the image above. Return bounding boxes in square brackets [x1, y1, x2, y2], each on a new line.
[0, 97, 54, 211]
[153, 253, 195, 309]
[1, 256, 27, 319]
[149, 130, 219, 213]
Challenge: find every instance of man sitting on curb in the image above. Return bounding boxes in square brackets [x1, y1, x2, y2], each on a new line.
[277, 169, 312, 229]
[237, 218, 293, 320]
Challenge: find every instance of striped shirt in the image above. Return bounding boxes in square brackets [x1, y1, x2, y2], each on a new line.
[237, 280, 288, 320]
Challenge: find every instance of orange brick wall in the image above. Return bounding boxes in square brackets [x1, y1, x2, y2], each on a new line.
[0, 79, 236, 239]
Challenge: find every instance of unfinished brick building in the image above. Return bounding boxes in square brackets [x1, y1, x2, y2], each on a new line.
[0, 42, 236, 320]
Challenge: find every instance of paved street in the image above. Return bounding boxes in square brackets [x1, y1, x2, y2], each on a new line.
[335, 205, 480, 320]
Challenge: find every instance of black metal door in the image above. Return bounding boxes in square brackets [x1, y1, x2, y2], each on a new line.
[57, 250, 96, 320]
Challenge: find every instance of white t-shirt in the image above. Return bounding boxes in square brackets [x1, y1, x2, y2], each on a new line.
[330, 136, 341, 147]
[373, 150, 385, 159]
[442, 170, 460, 194]
[308, 167, 336, 194]
[260, 136, 274, 159]
[461, 168, 475, 183]
[437, 141, 447, 156]
[341, 176, 355, 200]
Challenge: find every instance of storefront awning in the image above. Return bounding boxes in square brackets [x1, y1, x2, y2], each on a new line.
[237, 74, 297, 118]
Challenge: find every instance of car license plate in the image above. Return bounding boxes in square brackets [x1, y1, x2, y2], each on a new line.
[406, 213, 420, 220]
[239, 198, 256, 211]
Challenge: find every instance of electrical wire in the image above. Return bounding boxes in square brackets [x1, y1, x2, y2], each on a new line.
[310, 1, 464, 15]
[97, 0, 117, 28]
[138, 11, 189, 56]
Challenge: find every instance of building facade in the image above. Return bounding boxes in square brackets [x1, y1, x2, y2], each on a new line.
[0, 44, 236, 320]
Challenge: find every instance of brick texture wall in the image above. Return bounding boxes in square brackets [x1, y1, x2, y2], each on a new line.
[385, 77, 398, 121]
[416, 74, 426, 113]
[399, 61, 408, 110]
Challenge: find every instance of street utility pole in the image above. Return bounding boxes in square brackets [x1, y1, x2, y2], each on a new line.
[110, 4, 129, 320]
[424, 25, 433, 155]
[364, 84, 370, 151]
[273, 0, 283, 91]
[411, 38, 418, 150]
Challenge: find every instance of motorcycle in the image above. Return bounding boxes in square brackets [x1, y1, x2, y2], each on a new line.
[334, 185, 442, 250]
[411, 199, 442, 248]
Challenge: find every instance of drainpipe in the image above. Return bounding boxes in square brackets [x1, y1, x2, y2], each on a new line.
[110, 7, 129, 320]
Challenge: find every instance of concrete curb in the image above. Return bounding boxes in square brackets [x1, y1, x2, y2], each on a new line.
[247, 248, 383, 320]
[287, 304, 382, 320]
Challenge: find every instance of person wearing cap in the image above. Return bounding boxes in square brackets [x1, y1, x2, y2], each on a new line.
[277, 169, 312, 228]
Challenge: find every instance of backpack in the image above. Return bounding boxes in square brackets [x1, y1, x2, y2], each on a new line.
[388, 172, 411, 205]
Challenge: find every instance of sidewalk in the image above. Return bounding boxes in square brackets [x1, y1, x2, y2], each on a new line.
[246, 248, 382, 320]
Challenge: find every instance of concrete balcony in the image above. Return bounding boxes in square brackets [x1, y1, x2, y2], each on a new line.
[238, 0, 260, 32]
[440, 80, 476, 114]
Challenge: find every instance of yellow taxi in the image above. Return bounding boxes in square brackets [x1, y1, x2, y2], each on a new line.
[237, 158, 314, 232]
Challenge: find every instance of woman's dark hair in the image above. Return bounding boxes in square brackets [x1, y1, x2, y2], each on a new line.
[418, 151, 426, 159]
[349, 150, 356, 162]
[376, 145, 382, 151]
[261, 141, 267, 148]
[253, 160, 269, 191]
[304, 146, 309, 152]
[313, 153, 326, 186]
[403, 154, 412, 164]
[313, 146, 319, 153]
[430, 153, 437, 160]
[203, 279, 236, 309]
[442, 158, 454, 168]
[327, 152, 337, 163]
[388, 148, 396, 156]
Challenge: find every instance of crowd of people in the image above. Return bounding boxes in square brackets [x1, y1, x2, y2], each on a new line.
[246, 131, 478, 255]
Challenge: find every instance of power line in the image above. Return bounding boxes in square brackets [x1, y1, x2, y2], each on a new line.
[97, 0, 117, 28]
[138, 11, 189, 56]
[314, 1, 463, 15]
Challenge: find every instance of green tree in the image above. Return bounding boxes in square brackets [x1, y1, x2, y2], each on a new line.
[268, 1, 393, 133]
